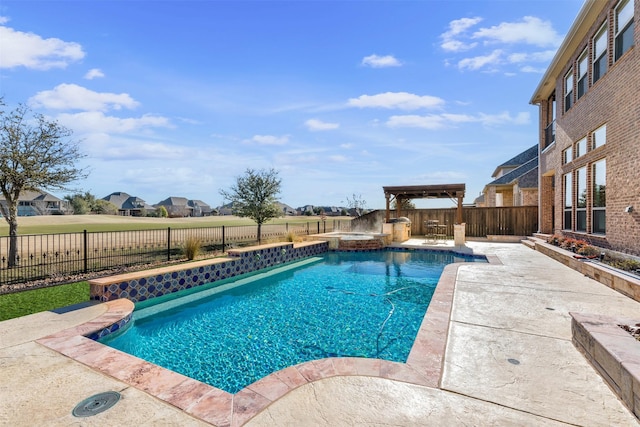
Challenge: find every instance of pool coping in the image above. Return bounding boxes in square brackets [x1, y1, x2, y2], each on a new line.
[36, 252, 502, 427]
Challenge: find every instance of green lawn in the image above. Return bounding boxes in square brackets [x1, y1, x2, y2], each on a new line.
[0, 215, 346, 235]
[0, 282, 90, 321]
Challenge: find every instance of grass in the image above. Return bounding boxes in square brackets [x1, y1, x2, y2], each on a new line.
[0, 214, 348, 236]
[0, 282, 90, 321]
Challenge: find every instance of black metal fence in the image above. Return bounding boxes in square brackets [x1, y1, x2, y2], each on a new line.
[0, 220, 350, 287]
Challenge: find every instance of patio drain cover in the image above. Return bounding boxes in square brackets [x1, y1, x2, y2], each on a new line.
[72, 391, 121, 417]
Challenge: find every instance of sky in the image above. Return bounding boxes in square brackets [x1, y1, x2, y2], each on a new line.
[0, 0, 584, 210]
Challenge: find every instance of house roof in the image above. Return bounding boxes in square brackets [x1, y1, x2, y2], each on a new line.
[0, 190, 62, 202]
[157, 197, 190, 207]
[486, 156, 538, 188]
[492, 145, 538, 178]
[103, 192, 153, 210]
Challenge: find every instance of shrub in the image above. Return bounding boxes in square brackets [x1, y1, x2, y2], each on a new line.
[183, 236, 202, 260]
[606, 257, 640, 272]
[548, 234, 563, 246]
[284, 231, 301, 242]
[577, 245, 600, 257]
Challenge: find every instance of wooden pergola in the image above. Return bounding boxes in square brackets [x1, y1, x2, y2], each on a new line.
[383, 183, 466, 224]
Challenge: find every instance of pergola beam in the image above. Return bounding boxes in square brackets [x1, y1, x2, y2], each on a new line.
[382, 183, 466, 224]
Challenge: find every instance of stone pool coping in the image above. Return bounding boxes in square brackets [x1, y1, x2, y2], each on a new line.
[36, 251, 502, 427]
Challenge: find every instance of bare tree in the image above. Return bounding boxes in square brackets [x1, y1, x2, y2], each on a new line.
[0, 103, 86, 267]
[219, 168, 282, 243]
[344, 193, 368, 217]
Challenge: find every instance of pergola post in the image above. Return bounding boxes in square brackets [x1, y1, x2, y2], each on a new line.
[457, 193, 463, 224]
[385, 194, 390, 223]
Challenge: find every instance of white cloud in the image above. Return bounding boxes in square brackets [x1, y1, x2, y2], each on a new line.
[0, 25, 84, 70]
[472, 16, 562, 48]
[245, 135, 289, 145]
[0, 16, 9, 25]
[84, 68, 105, 80]
[507, 50, 556, 63]
[98, 140, 187, 160]
[386, 115, 446, 129]
[329, 155, 347, 162]
[441, 15, 563, 74]
[348, 92, 444, 110]
[56, 111, 172, 134]
[305, 119, 339, 131]
[386, 111, 529, 129]
[457, 50, 502, 71]
[361, 54, 402, 68]
[440, 17, 482, 52]
[30, 84, 139, 111]
[519, 65, 546, 73]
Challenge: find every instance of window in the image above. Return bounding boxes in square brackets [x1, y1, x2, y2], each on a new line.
[576, 167, 587, 232]
[593, 124, 606, 149]
[615, 0, 634, 61]
[564, 70, 573, 112]
[593, 24, 608, 83]
[592, 159, 606, 234]
[577, 50, 589, 99]
[564, 173, 572, 230]
[562, 147, 573, 164]
[575, 137, 587, 157]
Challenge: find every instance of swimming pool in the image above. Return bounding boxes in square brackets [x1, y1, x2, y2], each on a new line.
[101, 249, 484, 393]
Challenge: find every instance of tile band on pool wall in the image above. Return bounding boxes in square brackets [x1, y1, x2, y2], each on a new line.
[89, 241, 329, 304]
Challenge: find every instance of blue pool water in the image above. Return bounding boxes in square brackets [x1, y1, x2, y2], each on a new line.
[101, 250, 484, 393]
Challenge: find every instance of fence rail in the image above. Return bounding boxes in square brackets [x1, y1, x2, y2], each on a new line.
[0, 220, 350, 287]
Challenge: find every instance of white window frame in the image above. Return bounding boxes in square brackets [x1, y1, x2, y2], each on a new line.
[593, 24, 608, 83]
[564, 70, 574, 112]
[592, 159, 606, 234]
[562, 147, 573, 164]
[575, 137, 587, 158]
[577, 50, 589, 99]
[592, 124, 607, 149]
[615, 0, 634, 61]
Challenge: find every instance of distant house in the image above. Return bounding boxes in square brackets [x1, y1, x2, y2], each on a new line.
[155, 197, 192, 217]
[187, 199, 215, 216]
[478, 145, 539, 207]
[102, 192, 154, 216]
[0, 190, 67, 216]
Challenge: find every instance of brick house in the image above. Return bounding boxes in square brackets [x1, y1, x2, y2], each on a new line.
[531, 0, 638, 254]
[477, 145, 539, 207]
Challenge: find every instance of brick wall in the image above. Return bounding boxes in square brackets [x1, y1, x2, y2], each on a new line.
[538, 0, 640, 255]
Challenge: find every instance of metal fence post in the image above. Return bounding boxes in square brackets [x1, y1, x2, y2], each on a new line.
[167, 227, 171, 261]
[83, 230, 88, 273]
[222, 225, 225, 253]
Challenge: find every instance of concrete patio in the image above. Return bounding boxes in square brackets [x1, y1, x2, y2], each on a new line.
[1, 241, 639, 426]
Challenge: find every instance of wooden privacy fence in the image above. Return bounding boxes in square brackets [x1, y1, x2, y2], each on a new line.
[353, 206, 538, 238]
[0, 220, 350, 287]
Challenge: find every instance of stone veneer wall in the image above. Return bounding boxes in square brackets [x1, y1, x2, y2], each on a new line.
[89, 241, 328, 303]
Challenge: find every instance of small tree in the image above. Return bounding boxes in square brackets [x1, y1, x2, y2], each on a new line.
[156, 205, 168, 218]
[219, 168, 282, 243]
[0, 102, 86, 267]
[392, 198, 416, 210]
[344, 193, 368, 217]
